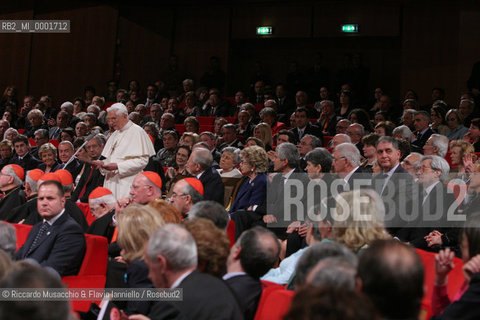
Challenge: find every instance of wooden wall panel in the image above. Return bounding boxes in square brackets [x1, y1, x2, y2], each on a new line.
[313, 2, 400, 37]
[231, 5, 312, 39]
[117, 6, 173, 90]
[400, 2, 460, 106]
[173, 6, 230, 90]
[457, 10, 480, 96]
[0, 9, 34, 101]
[29, 5, 117, 104]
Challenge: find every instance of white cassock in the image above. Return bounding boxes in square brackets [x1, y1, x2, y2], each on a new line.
[101, 120, 155, 199]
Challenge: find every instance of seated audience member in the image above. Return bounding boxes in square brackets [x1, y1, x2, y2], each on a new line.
[183, 217, 230, 277]
[14, 180, 86, 276]
[346, 123, 365, 156]
[446, 109, 469, 140]
[217, 147, 242, 178]
[201, 92, 229, 118]
[128, 111, 142, 126]
[132, 224, 243, 320]
[0, 222, 16, 257]
[0, 262, 72, 320]
[392, 125, 413, 142]
[284, 287, 377, 320]
[24, 109, 48, 138]
[184, 116, 199, 134]
[218, 124, 244, 151]
[199, 131, 221, 164]
[11, 135, 41, 170]
[245, 137, 265, 149]
[401, 156, 457, 252]
[75, 121, 89, 138]
[49, 110, 70, 140]
[165, 145, 192, 191]
[148, 199, 182, 224]
[0, 164, 25, 220]
[430, 103, 449, 135]
[116, 204, 165, 316]
[335, 119, 351, 134]
[183, 92, 200, 117]
[224, 226, 280, 320]
[317, 100, 338, 136]
[361, 133, 380, 173]
[86, 187, 116, 242]
[158, 112, 176, 138]
[253, 122, 273, 151]
[459, 98, 475, 127]
[448, 140, 475, 183]
[4, 169, 43, 224]
[229, 146, 268, 214]
[259, 107, 287, 138]
[401, 152, 422, 179]
[357, 239, 424, 320]
[70, 135, 106, 203]
[423, 134, 449, 157]
[290, 107, 323, 142]
[0, 120, 9, 141]
[186, 147, 224, 204]
[236, 110, 254, 140]
[156, 130, 178, 167]
[4, 127, 19, 142]
[290, 241, 357, 291]
[411, 110, 434, 151]
[430, 213, 480, 319]
[333, 189, 390, 253]
[242, 103, 261, 125]
[329, 133, 351, 148]
[37, 143, 60, 173]
[117, 171, 163, 210]
[348, 108, 373, 133]
[298, 134, 323, 171]
[169, 177, 204, 218]
[374, 110, 388, 124]
[0, 139, 13, 171]
[401, 108, 416, 131]
[464, 118, 480, 152]
[262, 203, 334, 285]
[276, 129, 297, 145]
[143, 122, 162, 153]
[374, 121, 395, 137]
[305, 255, 357, 291]
[213, 117, 228, 137]
[60, 127, 76, 143]
[31, 129, 50, 159]
[179, 132, 199, 149]
[56, 140, 82, 177]
[332, 143, 368, 193]
[462, 164, 480, 216]
[188, 200, 229, 230]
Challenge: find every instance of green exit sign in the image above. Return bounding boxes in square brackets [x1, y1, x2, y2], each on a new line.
[256, 26, 273, 35]
[341, 24, 359, 33]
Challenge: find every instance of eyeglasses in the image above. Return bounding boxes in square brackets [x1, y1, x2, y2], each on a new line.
[170, 192, 186, 199]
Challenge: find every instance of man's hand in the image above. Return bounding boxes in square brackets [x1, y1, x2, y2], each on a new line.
[463, 254, 480, 283]
[102, 163, 119, 171]
[434, 248, 455, 285]
[116, 198, 132, 213]
[425, 230, 443, 247]
[129, 315, 151, 320]
[263, 214, 277, 224]
[91, 160, 104, 170]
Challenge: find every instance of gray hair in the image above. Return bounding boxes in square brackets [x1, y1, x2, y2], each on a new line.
[414, 110, 431, 122]
[430, 134, 449, 157]
[188, 201, 229, 230]
[294, 241, 356, 287]
[303, 134, 322, 149]
[106, 102, 128, 115]
[349, 123, 365, 136]
[58, 141, 74, 151]
[199, 131, 215, 140]
[259, 107, 277, 119]
[277, 142, 300, 168]
[25, 170, 40, 193]
[422, 155, 450, 182]
[183, 79, 194, 86]
[5, 166, 22, 186]
[147, 224, 197, 270]
[334, 134, 351, 144]
[34, 129, 48, 139]
[87, 104, 101, 113]
[89, 193, 116, 207]
[93, 134, 107, 146]
[0, 222, 16, 257]
[393, 125, 413, 141]
[222, 147, 241, 164]
[3, 128, 18, 140]
[192, 148, 213, 170]
[60, 101, 74, 113]
[162, 112, 175, 120]
[305, 148, 333, 173]
[307, 256, 358, 291]
[334, 143, 361, 167]
[320, 100, 335, 108]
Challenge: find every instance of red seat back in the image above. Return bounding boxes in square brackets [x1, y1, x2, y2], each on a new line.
[323, 135, 333, 147]
[78, 234, 108, 276]
[28, 138, 36, 146]
[76, 202, 96, 226]
[227, 219, 235, 247]
[12, 223, 33, 250]
[198, 117, 216, 125]
[49, 139, 59, 148]
[175, 124, 185, 134]
[254, 287, 294, 320]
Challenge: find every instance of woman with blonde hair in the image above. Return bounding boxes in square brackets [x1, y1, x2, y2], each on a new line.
[116, 204, 165, 316]
[148, 198, 183, 223]
[38, 143, 60, 173]
[333, 189, 390, 253]
[179, 132, 199, 148]
[448, 140, 476, 183]
[253, 122, 273, 151]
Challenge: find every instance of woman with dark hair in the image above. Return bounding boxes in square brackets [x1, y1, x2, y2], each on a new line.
[431, 103, 448, 135]
[404, 89, 419, 101]
[336, 90, 354, 119]
[73, 97, 86, 117]
[60, 127, 76, 143]
[348, 108, 372, 132]
[2, 110, 17, 129]
[0, 86, 18, 112]
[464, 118, 480, 152]
[183, 91, 200, 117]
[143, 122, 162, 152]
[165, 145, 192, 191]
[84, 86, 95, 106]
[431, 213, 480, 319]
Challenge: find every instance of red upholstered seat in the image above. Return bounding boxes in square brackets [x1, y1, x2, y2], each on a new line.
[175, 124, 185, 134]
[254, 285, 294, 320]
[12, 223, 33, 250]
[323, 135, 333, 147]
[76, 202, 96, 226]
[28, 138, 36, 146]
[198, 117, 216, 125]
[49, 139, 59, 148]
[224, 117, 236, 124]
[227, 219, 235, 247]
[199, 124, 214, 133]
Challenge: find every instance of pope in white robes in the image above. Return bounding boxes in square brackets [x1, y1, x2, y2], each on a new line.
[92, 103, 155, 199]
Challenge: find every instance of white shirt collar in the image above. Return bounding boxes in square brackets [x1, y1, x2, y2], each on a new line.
[424, 181, 440, 197]
[343, 166, 359, 184]
[282, 168, 296, 182]
[171, 270, 194, 289]
[222, 272, 247, 280]
[196, 171, 205, 179]
[44, 208, 65, 226]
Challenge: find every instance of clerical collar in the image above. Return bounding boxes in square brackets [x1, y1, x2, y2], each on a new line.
[120, 120, 133, 132]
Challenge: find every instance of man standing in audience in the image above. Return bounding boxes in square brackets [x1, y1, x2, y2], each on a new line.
[15, 180, 86, 277]
[224, 226, 280, 320]
[92, 103, 155, 199]
[411, 111, 434, 150]
[186, 148, 224, 204]
[0, 164, 25, 220]
[71, 135, 106, 202]
[357, 239, 424, 320]
[11, 135, 41, 170]
[290, 107, 323, 142]
[423, 134, 449, 157]
[170, 178, 204, 218]
[137, 224, 243, 320]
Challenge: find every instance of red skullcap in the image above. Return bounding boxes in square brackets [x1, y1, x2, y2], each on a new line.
[183, 177, 204, 195]
[89, 187, 113, 200]
[8, 164, 25, 181]
[141, 171, 163, 190]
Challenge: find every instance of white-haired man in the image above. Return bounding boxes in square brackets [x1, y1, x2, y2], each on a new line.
[423, 134, 449, 157]
[332, 143, 369, 192]
[86, 187, 117, 242]
[92, 103, 155, 199]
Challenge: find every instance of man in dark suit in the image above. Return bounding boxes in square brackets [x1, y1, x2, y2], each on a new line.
[372, 136, 419, 238]
[224, 226, 280, 320]
[411, 110, 434, 151]
[298, 134, 323, 171]
[332, 143, 371, 193]
[201, 92, 230, 117]
[14, 180, 86, 276]
[290, 107, 323, 142]
[11, 135, 41, 171]
[401, 156, 458, 252]
[199, 132, 221, 164]
[57, 141, 82, 178]
[346, 123, 365, 157]
[86, 187, 116, 243]
[217, 124, 244, 151]
[186, 148, 224, 205]
[169, 178, 204, 218]
[0, 164, 26, 221]
[140, 224, 243, 320]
